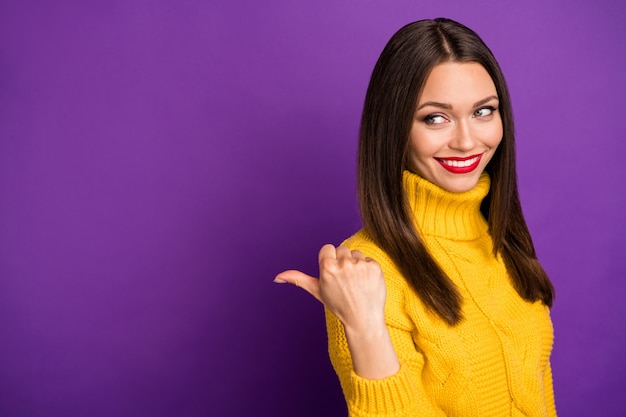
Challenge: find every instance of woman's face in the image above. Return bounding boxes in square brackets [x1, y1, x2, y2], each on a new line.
[408, 62, 503, 193]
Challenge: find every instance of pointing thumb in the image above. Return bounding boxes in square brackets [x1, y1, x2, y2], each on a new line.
[274, 270, 321, 302]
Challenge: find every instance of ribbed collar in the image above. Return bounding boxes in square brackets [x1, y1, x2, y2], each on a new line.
[402, 170, 491, 241]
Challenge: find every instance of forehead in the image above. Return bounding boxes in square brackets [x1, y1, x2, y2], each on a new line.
[418, 62, 497, 104]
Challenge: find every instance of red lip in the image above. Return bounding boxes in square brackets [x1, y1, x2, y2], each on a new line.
[435, 154, 483, 174]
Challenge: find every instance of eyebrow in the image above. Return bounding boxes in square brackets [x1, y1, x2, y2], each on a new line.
[416, 95, 499, 111]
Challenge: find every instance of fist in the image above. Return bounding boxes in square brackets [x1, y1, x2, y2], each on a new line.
[275, 244, 387, 333]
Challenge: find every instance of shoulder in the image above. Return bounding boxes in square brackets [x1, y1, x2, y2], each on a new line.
[341, 228, 376, 252]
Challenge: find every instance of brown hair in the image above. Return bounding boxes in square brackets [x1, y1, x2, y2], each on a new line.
[358, 18, 554, 325]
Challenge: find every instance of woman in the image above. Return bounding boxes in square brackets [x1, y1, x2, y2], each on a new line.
[275, 18, 556, 416]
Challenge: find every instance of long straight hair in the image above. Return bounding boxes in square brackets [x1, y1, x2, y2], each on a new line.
[358, 18, 554, 325]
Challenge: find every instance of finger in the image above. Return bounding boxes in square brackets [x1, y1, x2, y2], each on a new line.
[274, 270, 321, 302]
[318, 244, 338, 263]
[351, 249, 366, 261]
[335, 245, 353, 260]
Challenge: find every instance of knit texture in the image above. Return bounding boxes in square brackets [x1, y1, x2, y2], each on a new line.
[326, 171, 556, 417]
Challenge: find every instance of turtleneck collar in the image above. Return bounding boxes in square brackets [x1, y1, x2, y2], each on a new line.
[402, 170, 491, 241]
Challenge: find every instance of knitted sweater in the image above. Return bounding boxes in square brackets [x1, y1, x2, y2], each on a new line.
[326, 171, 556, 417]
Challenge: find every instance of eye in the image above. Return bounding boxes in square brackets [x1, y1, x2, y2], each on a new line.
[474, 106, 497, 118]
[423, 114, 447, 125]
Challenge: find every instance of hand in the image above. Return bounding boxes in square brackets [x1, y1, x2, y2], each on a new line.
[275, 244, 387, 335]
[276, 244, 399, 379]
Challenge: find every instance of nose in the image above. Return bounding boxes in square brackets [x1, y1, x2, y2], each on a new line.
[449, 120, 476, 151]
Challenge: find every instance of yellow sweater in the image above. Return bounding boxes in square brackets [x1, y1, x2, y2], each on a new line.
[326, 171, 556, 417]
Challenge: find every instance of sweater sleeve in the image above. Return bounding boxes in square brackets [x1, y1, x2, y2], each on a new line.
[325, 309, 446, 417]
[544, 360, 557, 417]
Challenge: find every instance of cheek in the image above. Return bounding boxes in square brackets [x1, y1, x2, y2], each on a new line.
[481, 122, 503, 148]
[407, 135, 433, 174]
[409, 130, 443, 160]
[408, 143, 434, 169]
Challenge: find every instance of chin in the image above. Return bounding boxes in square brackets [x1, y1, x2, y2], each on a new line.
[437, 175, 482, 193]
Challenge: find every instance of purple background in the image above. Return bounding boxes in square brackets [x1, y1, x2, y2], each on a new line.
[1, 1, 624, 416]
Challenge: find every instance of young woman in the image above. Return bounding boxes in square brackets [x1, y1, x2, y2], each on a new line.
[275, 18, 556, 416]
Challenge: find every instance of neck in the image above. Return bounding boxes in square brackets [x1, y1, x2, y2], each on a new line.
[402, 171, 491, 240]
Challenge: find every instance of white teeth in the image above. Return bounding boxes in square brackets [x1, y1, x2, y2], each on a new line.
[439, 157, 479, 167]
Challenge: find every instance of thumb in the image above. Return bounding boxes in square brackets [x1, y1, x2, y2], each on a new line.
[274, 270, 321, 302]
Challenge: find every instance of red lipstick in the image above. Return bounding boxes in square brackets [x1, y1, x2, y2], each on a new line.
[435, 154, 483, 174]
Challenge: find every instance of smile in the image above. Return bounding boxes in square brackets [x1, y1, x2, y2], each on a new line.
[435, 154, 483, 174]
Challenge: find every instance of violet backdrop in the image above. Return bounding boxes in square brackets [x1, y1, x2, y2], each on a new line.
[1, 0, 624, 416]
